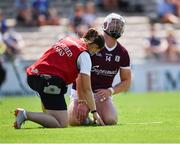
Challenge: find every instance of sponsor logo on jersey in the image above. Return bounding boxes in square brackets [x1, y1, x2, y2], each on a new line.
[91, 65, 118, 77]
[115, 56, 120, 62]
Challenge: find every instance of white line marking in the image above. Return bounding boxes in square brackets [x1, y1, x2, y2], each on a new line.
[123, 121, 163, 125]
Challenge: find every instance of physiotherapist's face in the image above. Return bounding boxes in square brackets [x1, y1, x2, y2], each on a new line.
[88, 44, 100, 56]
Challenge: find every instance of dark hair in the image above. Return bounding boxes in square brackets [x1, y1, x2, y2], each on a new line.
[83, 28, 104, 49]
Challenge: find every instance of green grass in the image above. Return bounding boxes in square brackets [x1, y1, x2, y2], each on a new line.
[0, 92, 180, 143]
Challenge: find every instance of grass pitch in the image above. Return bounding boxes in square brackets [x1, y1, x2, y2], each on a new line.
[0, 92, 180, 143]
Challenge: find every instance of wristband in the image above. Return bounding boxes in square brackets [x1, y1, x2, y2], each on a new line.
[108, 87, 115, 95]
[91, 110, 97, 114]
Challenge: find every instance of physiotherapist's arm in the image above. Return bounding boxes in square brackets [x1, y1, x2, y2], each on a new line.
[76, 52, 104, 125]
[76, 51, 92, 102]
[76, 73, 105, 125]
[76, 51, 96, 111]
[76, 73, 96, 111]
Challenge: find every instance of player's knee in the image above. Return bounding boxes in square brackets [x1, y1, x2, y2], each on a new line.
[68, 112, 81, 126]
[54, 124, 67, 128]
[56, 120, 68, 128]
[104, 117, 118, 125]
[69, 120, 81, 126]
[60, 123, 68, 128]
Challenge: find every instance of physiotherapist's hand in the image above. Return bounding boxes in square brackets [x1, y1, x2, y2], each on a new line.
[94, 89, 111, 102]
[77, 102, 89, 123]
[92, 112, 105, 126]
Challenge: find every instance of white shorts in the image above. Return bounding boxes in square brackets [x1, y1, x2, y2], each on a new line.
[70, 89, 112, 101]
[70, 89, 78, 101]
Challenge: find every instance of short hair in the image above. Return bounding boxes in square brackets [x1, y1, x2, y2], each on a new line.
[83, 28, 104, 49]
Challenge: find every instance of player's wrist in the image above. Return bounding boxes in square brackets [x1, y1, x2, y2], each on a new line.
[77, 99, 87, 104]
[108, 87, 115, 95]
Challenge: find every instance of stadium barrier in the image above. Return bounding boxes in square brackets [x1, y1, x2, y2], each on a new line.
[113, 62, 180, 92]
[0, 61, 180, 96]
[132, 63, 180, 92]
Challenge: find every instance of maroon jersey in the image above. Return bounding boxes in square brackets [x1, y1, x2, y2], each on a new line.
[91, 42, 130, 91]
[27, 36, 87, 84]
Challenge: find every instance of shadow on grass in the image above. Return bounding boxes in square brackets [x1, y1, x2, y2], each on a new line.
[18, 127, 45, 130]
[16, 123, 123, 130]
[70, 123, 123, 128]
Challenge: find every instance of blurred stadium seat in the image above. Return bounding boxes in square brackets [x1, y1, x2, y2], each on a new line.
[0, 0, 179, 61]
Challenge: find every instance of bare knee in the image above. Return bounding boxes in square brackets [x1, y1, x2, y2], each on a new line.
[68, 112, 81, 126]
[50, 123, 68, 128]
[68, 101, 81, 126]
[68, 111, 80, 126]
[47, 109, 68, 128]
[69, 120, 81, 126]
[51, 118, 68, 128]
[104, 117, 118, 125]
[60, 122, 68, 128]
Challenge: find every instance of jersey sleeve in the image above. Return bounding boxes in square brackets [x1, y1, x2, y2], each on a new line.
[120, 50, 131, 69]
[77, 51, 92, 76]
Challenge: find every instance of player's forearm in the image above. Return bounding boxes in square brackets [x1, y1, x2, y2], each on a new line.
[112, 79, 131, 95]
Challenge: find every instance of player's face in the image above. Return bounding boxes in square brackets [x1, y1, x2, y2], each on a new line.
[88, 44, 101, 56]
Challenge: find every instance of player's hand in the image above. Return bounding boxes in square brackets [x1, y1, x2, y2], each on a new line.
[77, 102, 89, 123]
[92, 112, 105, 126]
[94, 89, 111, 102]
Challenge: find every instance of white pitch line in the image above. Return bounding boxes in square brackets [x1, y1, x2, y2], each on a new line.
[124, 121, 163, 125]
